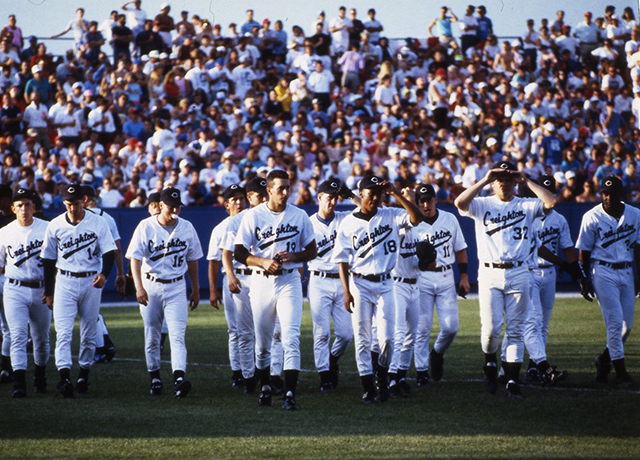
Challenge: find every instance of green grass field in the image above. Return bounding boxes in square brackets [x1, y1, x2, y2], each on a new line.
[1, 298, 639, 459]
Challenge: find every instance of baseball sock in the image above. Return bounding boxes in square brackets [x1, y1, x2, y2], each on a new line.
[173, 370, 185, 381]
[388, 372, 398, 385]
[397, 369, 408, 380]
[284, 369, 299, 395]
[13, 369, 26, 385]
[232, 370, 243, 380]
[612, 358, 629, 378]
[257, 366, 271, 388]
[1, 354, 11, 372]
[78, 367, 90, 381]
[376, 366, 389, 388]
[59, 368, 71, 381]
[371, 351, 379, 373]
[601, 348, 611, 363]
[536, 360, 550, 373]
[527, 359, 537, 370]
[360, 374, 376, 393]
[484, 353, 497, 364]
[329, 353, 340, 369]
[35, 365, 46, 382]
[502, 362, 521, 382]
[149, 370, 161, 380]
[319, 370, 332, 384]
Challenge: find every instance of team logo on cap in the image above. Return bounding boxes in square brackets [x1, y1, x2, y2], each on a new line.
[331, 182, 338, 188]
[17, 189, 25, 194]
[500, 163, 508, 169]
[171, 191, 179, 198]
[68, 186, 76, 193]
[420, 186, 428, 193]
[605, 180, 612, 187]
[230, 185, 238, 189]
[543, 180, 551, 186]
[260, 180, 267, 187]
[371, 177, 379, 183]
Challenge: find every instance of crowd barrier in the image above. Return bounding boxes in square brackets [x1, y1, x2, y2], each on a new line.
[43, 202, 625, 302]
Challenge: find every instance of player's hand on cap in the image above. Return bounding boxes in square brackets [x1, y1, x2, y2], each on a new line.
[115, 274, 126, 296]
[137, 287, 149, 306]
[210, 287, 222, 309]
[93, 273, 107, 289]
[401, 186, 415, 202]
[262, 257, 281, 274]
[579, 278, 595, 302]
[344, 290, 355, 313]
[189, 291, 200, 311]
[227, 275, 242, 294]
[43, 295, 53, 310]
[511, 170, 527, 183]
[458, 274, 470, 299]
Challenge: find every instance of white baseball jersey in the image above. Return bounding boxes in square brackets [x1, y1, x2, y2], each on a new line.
[42, 210, 117, 271]
[220, 210, 248, 271]
[207, 215, 231, 271]
[0, 218, 48, 281]
[332, 207, 410, 275]
[234, 203, 315, 270]
[460, 196, 544, 263]
[87, 207, 121, 241]
[392, 224, 418, 278]
[126, 216, 203, 278]
[308, 211, 350, 273]
[411, 210, 467, 268]
[527, 218, 543, 269]
[576, 204, 640, 263]
[535, 210, 573, 265]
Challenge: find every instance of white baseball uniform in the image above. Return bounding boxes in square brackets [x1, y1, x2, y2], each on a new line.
[0, 218, 50, 372]
[234, 202, 315, 373]
[308, 211, 354, 374]
[42, 210, 117, 370]
[126, 215, 203, 373]
[413, 210, 467, 371]
[460, 196, 544, 363]
[576, 203, 640, 361]
[332, 207, 410, 376]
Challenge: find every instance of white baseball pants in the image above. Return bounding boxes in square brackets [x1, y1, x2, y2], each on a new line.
[222, 275, 241, 373]
[225, 272, 255, 379]
[0, 274, 10, 356]
[534, 267, 557, 345]
[389, 280, 420, 373]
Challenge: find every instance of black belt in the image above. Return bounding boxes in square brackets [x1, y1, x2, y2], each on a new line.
[352, 272, 391, 282]
[59, 269, 97, 278]
[538, 264, 554, 269]
[311, 271, 340, 279]
[483, 261, 524, 269]
[394, 277, 417, 284]
[8, 278, 44, 289]
[423, 265, 452, 273]
[259, 268, 295, 277]
[145, 273, 184, 284]
[595, 261, 632, 270]
[234, 268, 253, 276]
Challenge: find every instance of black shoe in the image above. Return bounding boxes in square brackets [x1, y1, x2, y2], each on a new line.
[505, 380, 525, 400]
[389, 380, 407, 399]
[243, 376, 257, 394]
[430, 350, 444, 381]
[270, 376, 285, 396]
[76, 378, 89, 395]
[57, 378, 74, 398]
[173, 377, 191, 398]
[12, 382, 27, 398]
[540, 366, 568, 386]
[484, 364, 498, 394]
[362, 390, 378, 404]
[595, 355, 611, 383]
[319, 382, 334, 394]
[0, 370, 13, 384]
[232, 376, 245, 389]
[258, 385, 272, 407]
[415, 371, 430, 388]
[282, 391, 297, 410]
[330, 362, 340, 389]
[524, 367, 539, 384]
[150, 379, 163, 396]
[34, 378, 47, 394]
[617, 374, 634, 389]
[399, 378, 411, 395]
[105, 345, 116, 362]
[378, 382, 390, 402]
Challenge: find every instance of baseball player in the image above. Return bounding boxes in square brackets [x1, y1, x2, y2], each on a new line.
[234, 170, 317, 410]
[42, 183, 117, 398]
[0, 189, 50, 397]
[82, 186, 125, 363]
[576, 175, 640, 387]
[0, 184, 16, 383]
[126, 187, 203, 398]
[222, 177, 285, 395]
[146, 192, 170, 352]
[454, 162, 557, 399]
[308, 180, 359, 393]
[399, 184, 469, 392]
[207, 184, 247, 389]
[332, 176, 423, 404]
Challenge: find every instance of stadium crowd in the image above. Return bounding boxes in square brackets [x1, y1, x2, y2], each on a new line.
[0, 3, 639, 209]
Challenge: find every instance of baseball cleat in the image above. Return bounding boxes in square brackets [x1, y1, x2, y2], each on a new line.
[484, 363, 498, 394]
[595, 355, 611, 383]
[34, 378, 47, 394]
[270, 376, 285, 396]
[282, 391, 297, 411]
[319, 382, 334, 394]
[399, 378, 411, 395]
[12, 383, 27, 398]
[57, 378, 74, 398]
[541, 367, 568, 386]
[150, 379, 163, 396]
[0, 370, 13, 384]
[258, 385, 272, 407]
[504, 380, 525, 400]
[430, 350, 444, 381]
[76, 378, 89, 395]
[173, 378, 191, 398]
[105, 345, 116, 362]
[524, 367, 539, 384]
[378, 383, 390, 402]
[243, 376, 257, 395]
[361, 390, 378, 405]
[415, 371, 430, 388]
[232, 376, 245, 389]
[389, 381, 408, 399]
[616, 374, 633, 389]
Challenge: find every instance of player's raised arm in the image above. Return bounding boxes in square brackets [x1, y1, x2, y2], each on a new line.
[520, 172, 557, 210]
[387, 183, 422, 225]
[454, 168, 499, 211]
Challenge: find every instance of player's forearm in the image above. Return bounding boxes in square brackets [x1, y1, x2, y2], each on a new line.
[338, 262, 350, 293]
[101, 250, 115, 278]
[221, 249, 235, 275]
[43, 258, 56, 296]
[115, 241, 124, 276]
[292, 241, 317, 263]
[187, 260, 199, 291]
[526, 179, 557, 209]
[563, 247, 577, 264]
[579, 250, 591, 270]
[454, 178, 488, 211]
[130, 258, 144, 291]
[208, 260, 220, 291]
[538, 245, 563, 266]
[393, 191, 423, 225]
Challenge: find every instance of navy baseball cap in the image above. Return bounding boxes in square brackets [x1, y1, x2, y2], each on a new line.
[12, 188, 35, 202]
[358, 175, 384, 191]
[492, 161, 517, 172]
[82, 185, 98, 198]
[148, 192, 160, 204]
[318, 180, 341, 195]
[160, 187, 182, 207]
[61, 183, 84, 202]
[415, 183, 436, 202]
[246, 177, 267, 196]
[538, 175, 556, 193]
[600, 176, 623, 194]
[222, 184, 245, 201]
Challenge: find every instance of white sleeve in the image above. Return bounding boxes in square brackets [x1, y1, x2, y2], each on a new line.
[41, 222, 57, 260]
[98, 220, 117, 255]
[452, 217, 468, 252]
[234, 211, 255, 250]
[300, 212, 316, 249]
[207, 227, 222, 261]
[558, 216, 574, 249]
[125, 223, 146, 260]
[0, 229, 7, 269]
[575, 214, 595, 251]
[460, 197, 482, 218]
[186, 223, 203, 261]
[331, 219, 351, 264]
